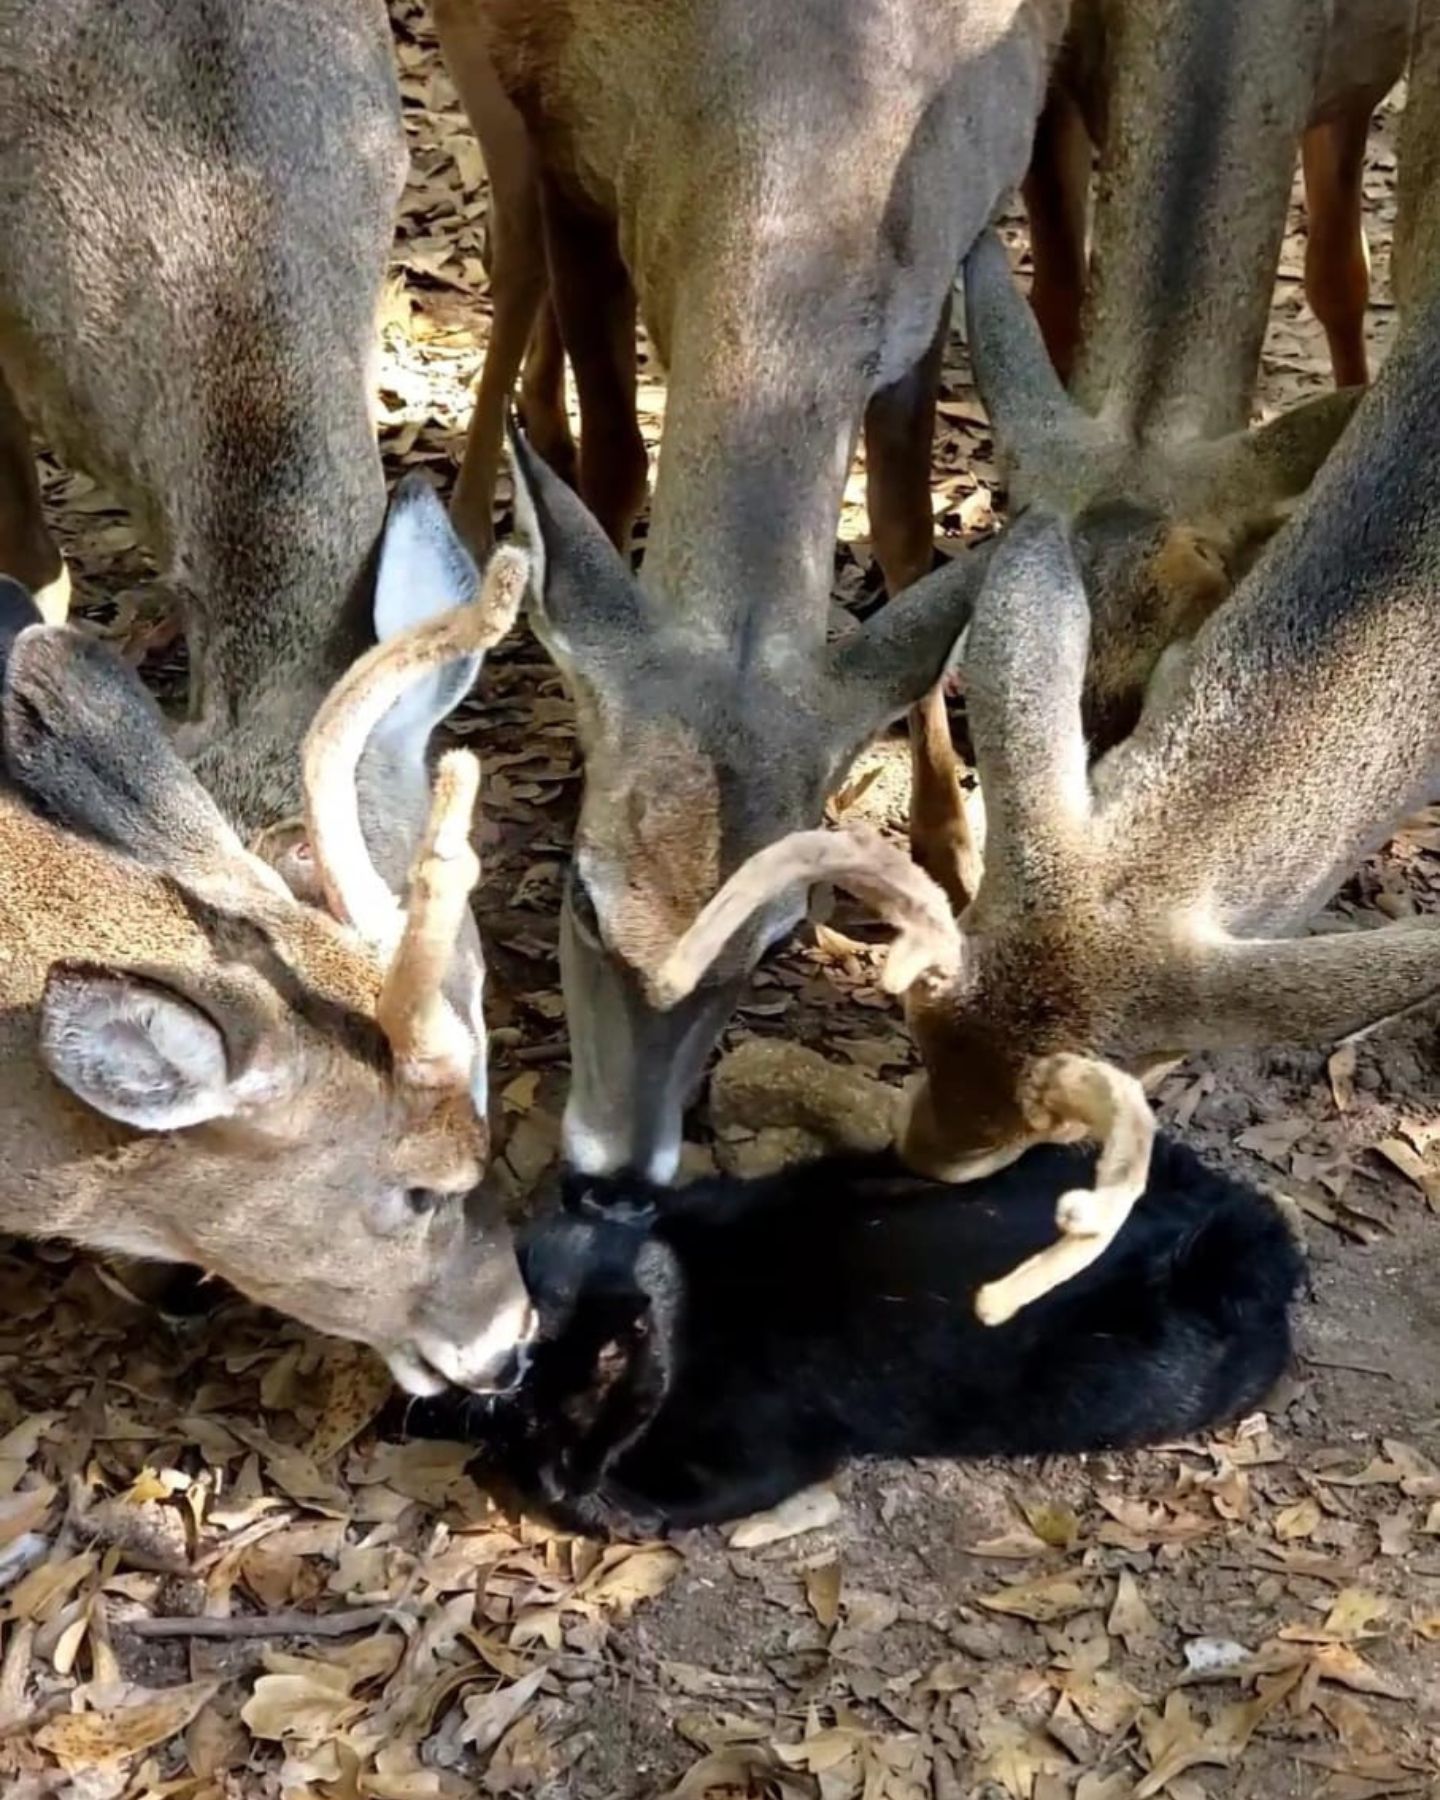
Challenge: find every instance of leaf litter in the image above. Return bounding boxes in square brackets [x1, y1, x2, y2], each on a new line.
[13, 11, 1440, 1799]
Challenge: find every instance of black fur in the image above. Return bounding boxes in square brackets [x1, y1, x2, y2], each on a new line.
[0, 575, 42, 691]
[407, 1136, 1303, 1537]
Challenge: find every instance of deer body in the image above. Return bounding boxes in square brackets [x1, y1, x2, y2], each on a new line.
[0, 0, 442, 851]
[0, 0, 522, 1109]
[966, 0, 1369, 753]
[447, 0, 1067, 1178]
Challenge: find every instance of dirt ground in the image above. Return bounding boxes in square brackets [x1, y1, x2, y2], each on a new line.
[2, 7, 1437, 1798]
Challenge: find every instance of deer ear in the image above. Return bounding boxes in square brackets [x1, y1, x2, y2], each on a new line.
[506, 418, 650, 676]
[823, 544, 992, 755]
[368, 474, 483, 757]
[39, 965, 254, 1132]
[1, 621, 272, 897]
[249, 819, 326, 907]
[1183, 388, 1364, 531]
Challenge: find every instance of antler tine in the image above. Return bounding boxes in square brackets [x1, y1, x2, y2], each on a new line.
[651, 824, 961, 1010]
[301, 545, 528, 944]
[974, 1053, 1156, 1325]
[377, 749, 483, 1087]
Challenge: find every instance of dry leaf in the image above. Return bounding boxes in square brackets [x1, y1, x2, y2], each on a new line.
[1021, 1500, 1081, 1552]
[1275, 1497, 1321, 1541]
[728, 1483, 841, 1549]
[36, 1679, 219, 1770]
[1075, 1775, 1135, 1800]
[306, 1346, 394, 1464]
[1314, 1691, 1387, 1756]
[240, 1657, 365, 1746]
[804, 1559, 842, 1629]
[577, 1545, 682, 1616]
[1281, 1590, 1391, 1644]
[978, 1572, 1092, 1623]
[1376, 1509, 1413, 1558]
[1307, 1642, 1407, 1699]
[1108, 1571, 1158, 1651]
[975, 1715, 1070, 1798]
[1372, 1138, 1440, 1208]
[501, 1073, 540, 1114]
[1132, 1681, 1290, 1800]
[1064, 1669, 1146, 1736]
[1327, 1044, 1357, 1112]
[1236, 1117, 1311, 1164]
[0, 1488, 53, 1551]
[185, 1701, 248, 1780]
[459, 1666, 548, 1756]
[1323, 1591, 1392, 1642]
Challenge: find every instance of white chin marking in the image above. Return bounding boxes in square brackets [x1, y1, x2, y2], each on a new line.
[562, 1110, 682, 1185]
[32, 566, 71, 626]
[420, 1292, 537, 1391]
[383, 1347, 447, 1398]
[644, 1131, 682, 1185]
[562, 1111, 625, 1175]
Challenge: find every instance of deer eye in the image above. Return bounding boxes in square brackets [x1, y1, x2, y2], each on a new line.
[405, 1187, 442, 1214]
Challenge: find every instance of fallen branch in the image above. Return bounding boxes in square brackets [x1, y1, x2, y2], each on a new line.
[119, 1604, 393, 1640]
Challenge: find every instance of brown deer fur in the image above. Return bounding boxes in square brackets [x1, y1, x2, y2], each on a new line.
[0, 546, 535, 1394]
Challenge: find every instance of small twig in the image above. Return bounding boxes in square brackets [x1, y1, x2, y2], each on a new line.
[510, 1039, 570, 1066]
[1303, 1354, 1395, 1379]
[120, 1604, 393, 1641]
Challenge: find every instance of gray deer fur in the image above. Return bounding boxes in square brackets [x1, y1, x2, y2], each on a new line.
[654, 38, 1440, 1314]
[966, 0, 1378, 743]
[442, 0, 1070, 1180]
[0, 2, 509, 1066]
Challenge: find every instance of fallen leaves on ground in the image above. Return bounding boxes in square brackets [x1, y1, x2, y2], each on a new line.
[12, 14, 1438, 1800]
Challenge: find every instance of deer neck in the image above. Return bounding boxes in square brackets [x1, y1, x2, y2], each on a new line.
[1074, 0, 1328, 443]
[637, 246, 883, 648]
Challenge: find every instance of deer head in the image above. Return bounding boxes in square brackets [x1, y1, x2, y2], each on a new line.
[0, 545, 534, 1396]
[507, 424, 984, 1180]
[964, 231, 1362, 743]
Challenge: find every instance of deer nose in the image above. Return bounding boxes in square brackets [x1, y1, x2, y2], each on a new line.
[413, 1294, 539, 1395]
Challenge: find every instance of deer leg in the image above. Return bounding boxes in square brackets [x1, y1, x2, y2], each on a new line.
[0, 367, 68, 622]
[864, 299, 979, 911]
[433, 0, 549, 554]
[542, 181, 647, 552]
[1302, 101, 1378, 390]
[519, 297, 577, 489]
[1020, 88, 1092, 386]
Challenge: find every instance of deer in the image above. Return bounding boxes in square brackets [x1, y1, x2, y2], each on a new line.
[422, 0, 1080, 1183]
[653, 108, 1440, 1323]
[0, 543, 538, 1397]
[966, 0, 1381, 750]
[1024, 0, 1416, 390]
[0, 0, 507, 1109]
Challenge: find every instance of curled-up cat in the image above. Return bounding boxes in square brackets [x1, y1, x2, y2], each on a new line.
[407, 1136, 1302, 1537]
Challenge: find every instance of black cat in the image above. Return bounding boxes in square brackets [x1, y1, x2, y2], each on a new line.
[408, 1136, 1302, 1537]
